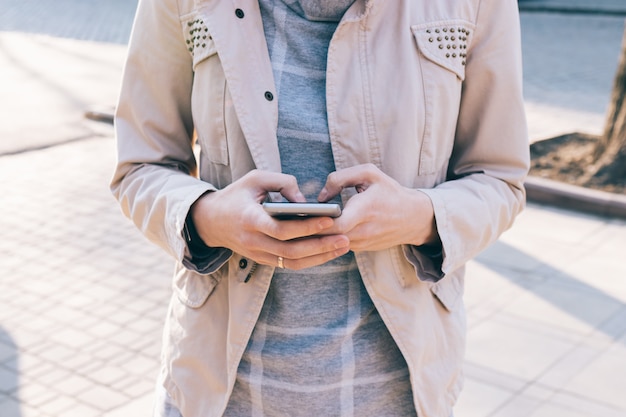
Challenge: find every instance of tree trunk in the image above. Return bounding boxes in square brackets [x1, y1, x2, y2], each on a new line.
[581, 25, 626, 189]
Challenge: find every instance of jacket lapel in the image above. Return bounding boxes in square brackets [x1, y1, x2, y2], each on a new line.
[197, 0, 281, 173]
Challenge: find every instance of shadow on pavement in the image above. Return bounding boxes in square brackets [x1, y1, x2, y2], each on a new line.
[0, 35, 87, 109]
[477, 240, 626, 343]
[0, 327, 21, 417]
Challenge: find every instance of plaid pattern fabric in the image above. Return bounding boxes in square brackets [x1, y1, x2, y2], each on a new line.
[223, 257, 416, 416]
[223, 1, 416, 416]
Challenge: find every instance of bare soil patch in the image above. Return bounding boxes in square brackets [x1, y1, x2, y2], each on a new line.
[529, 132, 626, 194]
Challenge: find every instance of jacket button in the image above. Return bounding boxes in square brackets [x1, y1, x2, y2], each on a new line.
[235, 8, 245, 18]
[264, 91, 274, 101]
[239, 258, 248, 269]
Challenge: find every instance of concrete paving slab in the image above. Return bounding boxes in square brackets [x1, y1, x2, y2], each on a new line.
[102, 393, 154, 417]
[501, 277, 623, 334]
[561, 340, 626, 410]
[532, 391, 626, 417]
[454, 378, 514, 417]
[465, 315, 577, 382]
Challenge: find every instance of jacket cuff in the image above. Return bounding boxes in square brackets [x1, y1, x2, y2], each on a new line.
[182, 208, 232, 274]
[403, 243, 444, 283]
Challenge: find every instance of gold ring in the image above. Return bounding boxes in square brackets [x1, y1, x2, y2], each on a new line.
[277, 256, 284, 269]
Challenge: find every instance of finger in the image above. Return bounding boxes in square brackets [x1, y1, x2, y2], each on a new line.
[244, 170, 306, 202]
[318, 163, 380, 202]
[339, 226, 391, 252]
[316, 192, 367, 236]
[280, 245, 351, 270]
[258, 214, 337, 241]
[279, 234, 350, 260]
[251, 234, 350, 266]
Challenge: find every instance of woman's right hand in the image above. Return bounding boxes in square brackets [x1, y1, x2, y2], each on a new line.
[190, 170, 350, 270]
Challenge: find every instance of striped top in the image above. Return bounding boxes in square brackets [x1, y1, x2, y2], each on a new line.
[223, 1, 417, 415]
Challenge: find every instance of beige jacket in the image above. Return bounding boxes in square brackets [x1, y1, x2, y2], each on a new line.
[112, 0, 529, 416]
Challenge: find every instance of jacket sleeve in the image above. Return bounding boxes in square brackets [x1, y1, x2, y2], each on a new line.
[110, 0, 227, 271]
[417, 0, 530, 278]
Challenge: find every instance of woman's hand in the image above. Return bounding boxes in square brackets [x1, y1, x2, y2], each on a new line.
[190, 170, 350, 270]
[318, 164, 439, 252]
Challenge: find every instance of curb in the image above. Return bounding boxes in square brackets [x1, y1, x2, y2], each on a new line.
[518, 1, 626, 16]
[525, 176, 626, 220]
[85, 106, 115, 125]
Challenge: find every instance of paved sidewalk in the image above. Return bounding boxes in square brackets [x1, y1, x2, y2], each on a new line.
[0, 138, 171, 417]
[1, 2, 626, 417]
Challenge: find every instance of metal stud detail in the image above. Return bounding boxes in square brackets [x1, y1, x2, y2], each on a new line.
[426, 25, 471, 63]
[184, 18, 211, 58]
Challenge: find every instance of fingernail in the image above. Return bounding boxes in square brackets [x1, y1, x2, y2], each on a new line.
[338, 246, 351, 255]
[318, 218, 333, 229]
[335, 237, 350, 249]
[318, 188, 328, 201]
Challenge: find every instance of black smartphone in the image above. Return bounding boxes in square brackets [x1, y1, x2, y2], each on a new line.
[263, 202, 342, 219]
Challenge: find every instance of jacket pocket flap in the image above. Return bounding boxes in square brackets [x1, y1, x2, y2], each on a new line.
[181, 13, 217, 68]
[173, 264, 222, 309]
[411, 20, 475, 81]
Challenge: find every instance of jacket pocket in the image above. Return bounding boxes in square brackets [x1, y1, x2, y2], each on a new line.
[411, 20, 475, 175]
[181, 13, 217, 66]
[181, 12, 229, 166]
[411, 20, 475, 81]
[173, 263, 224, 309]
[429, 268, 465, 313]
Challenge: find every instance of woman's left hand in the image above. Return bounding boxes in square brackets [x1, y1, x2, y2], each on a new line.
[318, 164, 439, 252]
